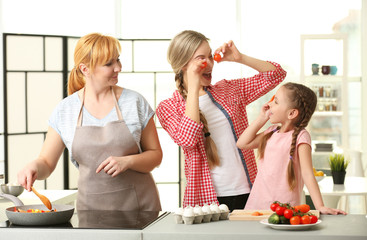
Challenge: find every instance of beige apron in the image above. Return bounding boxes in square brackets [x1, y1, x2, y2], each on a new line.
[72, 88, 161, 211]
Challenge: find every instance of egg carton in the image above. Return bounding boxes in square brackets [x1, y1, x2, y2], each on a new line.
[174, 203, 229, 225]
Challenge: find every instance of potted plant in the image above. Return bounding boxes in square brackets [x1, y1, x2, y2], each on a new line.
[328, 153, 349, 184]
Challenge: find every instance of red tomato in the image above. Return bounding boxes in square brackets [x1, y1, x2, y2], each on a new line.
[270, 203, 279, 212]
[201, 62, 207, 69]
[214, 53, 222, 62]
[290, 215, 301, 225]
[301, 215, 311, 224]
[275, 206, 286, 216]
[283, 209, 294, 219]
[309, 215, 318, 224]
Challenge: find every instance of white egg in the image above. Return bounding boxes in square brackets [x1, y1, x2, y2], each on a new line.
[175, 207, 184, 215]
[210, 204, 220, 213]
[201, 204, 212, 214]
[193, 205, 204, 215]
[183, 207, 195, 217]
[219, 204, 229, 212]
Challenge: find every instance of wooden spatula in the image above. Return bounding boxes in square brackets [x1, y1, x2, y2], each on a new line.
[31, 186, 53, 210]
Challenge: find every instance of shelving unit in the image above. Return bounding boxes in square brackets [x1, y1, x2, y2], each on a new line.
[300, 34, 349, 170]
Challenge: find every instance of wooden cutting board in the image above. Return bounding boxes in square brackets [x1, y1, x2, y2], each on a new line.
[229, 209, 320, 221]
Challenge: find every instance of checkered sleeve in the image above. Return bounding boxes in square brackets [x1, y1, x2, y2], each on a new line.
[156, 99, 204, 149]
[234, 61, 287, 105]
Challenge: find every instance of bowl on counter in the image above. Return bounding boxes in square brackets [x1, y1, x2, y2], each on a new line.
[1, 183, 24, 197]
[315, 176, 325, 182]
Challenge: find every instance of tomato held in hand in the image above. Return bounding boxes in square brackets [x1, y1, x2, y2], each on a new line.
[309, 215, 318, 224]
[275, 206, 286, 216]
[214, 53, 221, 62]
[290, 215, 301, 225]
[201, 62, 207, 69]
[283, 208, 294, 219]
[270, 202, 279, 212]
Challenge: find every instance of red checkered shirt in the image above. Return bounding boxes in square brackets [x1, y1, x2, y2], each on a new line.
[156, 62, 286, 208]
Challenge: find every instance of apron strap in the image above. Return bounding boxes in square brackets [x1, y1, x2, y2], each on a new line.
[77, 87, 123, 127]
[111, 87, 123, 121]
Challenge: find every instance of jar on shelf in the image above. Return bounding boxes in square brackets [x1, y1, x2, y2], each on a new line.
[324, 99, 331, 111]
[331, 99, 338, 111]
[325, 86, 331, 98]
[312, 86, 319, 97]
[332, 89, 338, 98]
[317, 100, 325, 111]
[318, 86, 324, 98]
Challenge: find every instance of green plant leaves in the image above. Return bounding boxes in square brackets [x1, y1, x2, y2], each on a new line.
[328, 153, 349, 172]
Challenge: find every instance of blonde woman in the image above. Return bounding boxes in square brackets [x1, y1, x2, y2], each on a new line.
[18, 33, 162, 211]
[156, 30, 287, 211]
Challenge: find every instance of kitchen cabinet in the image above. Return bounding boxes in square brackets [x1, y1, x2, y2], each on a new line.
[300, 34, 349, 170]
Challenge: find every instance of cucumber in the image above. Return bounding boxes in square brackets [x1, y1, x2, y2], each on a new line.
[279, 215, 290, 224]
[268, 213, 280, 224]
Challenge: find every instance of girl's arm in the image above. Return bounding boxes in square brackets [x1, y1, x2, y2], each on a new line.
[236, 103, 270, 150]
[299, 144, 346, 215]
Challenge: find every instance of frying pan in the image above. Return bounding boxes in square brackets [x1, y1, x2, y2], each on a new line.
[0, 192, 74, 226]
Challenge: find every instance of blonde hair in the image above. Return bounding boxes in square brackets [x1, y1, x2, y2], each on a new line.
[168, 30, 220, 169]
[67, 33, 121, 95]
[258, 82, 317, 190]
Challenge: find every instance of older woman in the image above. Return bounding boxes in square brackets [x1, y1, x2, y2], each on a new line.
[18, 33, 162, 211]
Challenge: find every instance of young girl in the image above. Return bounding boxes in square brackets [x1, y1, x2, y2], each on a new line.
[237, 82, 345, 214]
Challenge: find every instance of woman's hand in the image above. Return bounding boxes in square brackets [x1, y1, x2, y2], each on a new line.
[96, 156, 131, 177]
[318, 206, 347, 215]
[186, 58, 206, 93]
[17, 163, 39, 192]
[214, 40, 242, 63]
[215, 41, 277, 72]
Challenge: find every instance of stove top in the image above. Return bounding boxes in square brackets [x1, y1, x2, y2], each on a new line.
[1, 210, 168, 230]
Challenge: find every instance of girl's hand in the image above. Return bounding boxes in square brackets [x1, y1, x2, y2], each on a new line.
[259, 102, 271, 121]
[214, 40, 242, 63]
[186, 59, 206, 92]
[96, 156, 131, 177]
[17, 163, 38, 192]
[318, 206, 347, 215]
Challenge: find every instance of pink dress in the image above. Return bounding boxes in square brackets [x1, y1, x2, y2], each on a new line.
[244, 126, 311, 210]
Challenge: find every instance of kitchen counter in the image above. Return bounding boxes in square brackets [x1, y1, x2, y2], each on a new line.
[143, 213, 367, 240]
[0, 211, 366, 240]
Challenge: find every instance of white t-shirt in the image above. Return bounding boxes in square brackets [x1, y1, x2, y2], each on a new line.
[199, 94, 250, 196]
[48, 88, 154, 168]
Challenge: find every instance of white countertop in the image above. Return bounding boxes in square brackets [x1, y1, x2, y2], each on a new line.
[304, 176, 367, 196]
